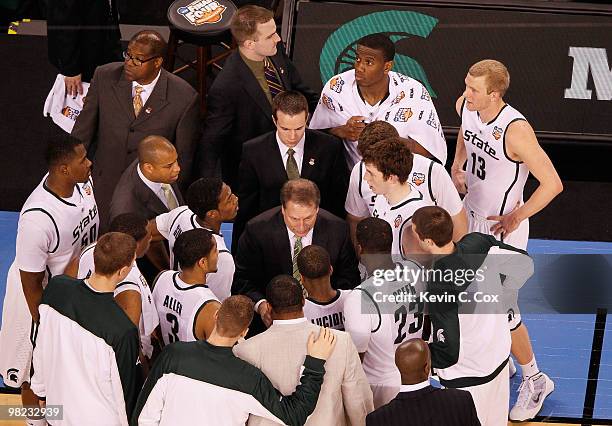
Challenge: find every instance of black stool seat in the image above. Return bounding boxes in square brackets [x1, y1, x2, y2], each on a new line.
[165, 0, 238, 114]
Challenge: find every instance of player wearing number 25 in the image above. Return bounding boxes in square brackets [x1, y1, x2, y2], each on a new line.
[0, 135, 99, 418]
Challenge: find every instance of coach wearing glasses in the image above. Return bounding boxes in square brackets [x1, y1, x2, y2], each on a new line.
[72, 30, 200, 231]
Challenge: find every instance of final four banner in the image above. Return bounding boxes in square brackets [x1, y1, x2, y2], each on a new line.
[290, 1, 612, 137]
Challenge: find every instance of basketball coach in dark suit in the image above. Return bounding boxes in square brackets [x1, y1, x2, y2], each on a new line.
[366, 338, 480, 426]
[199, 5, 318, 190]
[72, 30, 199, 231]
[232, 91, 348, 251]
[233, 179, 360, 334]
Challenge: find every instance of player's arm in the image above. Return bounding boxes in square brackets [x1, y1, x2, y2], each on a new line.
[115, 289, 142, 327]
[451, 96, 467, 194]
[146, 218, 170, 269]
[193, 301, 221, 340]
[487, 120, 563, 236]
[20, 271, 46, 323]
[451, 208, 468, 241]
[401, 136, 435, 159]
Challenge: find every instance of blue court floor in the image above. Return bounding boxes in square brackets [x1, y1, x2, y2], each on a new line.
[0, 211, 610, 423]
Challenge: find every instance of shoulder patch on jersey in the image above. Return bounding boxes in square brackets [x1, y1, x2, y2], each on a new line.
[412, 172, 426, 186]
[82, 181, 92, 196]
[421, 86, 431, 101]
[394, 214, 403, 228]
[390, 91, 405, 106]
[322, 94, 335, 111]
[493, 126, 503, 140]
[394, 108, 413, 122]
[329, 76, 345, 93]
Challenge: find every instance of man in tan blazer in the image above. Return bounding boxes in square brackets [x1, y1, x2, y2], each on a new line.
[234, 275, 373, 426]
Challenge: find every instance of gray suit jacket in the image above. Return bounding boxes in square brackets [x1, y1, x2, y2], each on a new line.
[234, 319, 373, 426]
[109, 160, 185, 222]
[72, 62, 199, 230]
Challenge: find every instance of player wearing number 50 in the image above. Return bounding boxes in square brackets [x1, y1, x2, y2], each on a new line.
[152, 229, 220, 345]
[451, 60, 562, 421]
[0, 135, 98, 425]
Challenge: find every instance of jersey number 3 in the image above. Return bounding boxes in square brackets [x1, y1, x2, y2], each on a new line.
[470, 153, 486, 180]
[166, 313, 179, 343]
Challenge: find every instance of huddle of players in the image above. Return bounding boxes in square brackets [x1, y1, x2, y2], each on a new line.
[0, 32, 563, 426]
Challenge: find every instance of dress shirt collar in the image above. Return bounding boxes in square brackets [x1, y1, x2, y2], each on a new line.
[275, 131, 306, 158]
[286, 226, 314, 247]
[399, 379, 431, 393]
[137, 163, 163, 194]
[132, 70, 161, 99]
[272, 317, 308, 325]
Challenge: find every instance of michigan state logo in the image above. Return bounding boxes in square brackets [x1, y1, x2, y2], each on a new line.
[319, 10, 439, 97]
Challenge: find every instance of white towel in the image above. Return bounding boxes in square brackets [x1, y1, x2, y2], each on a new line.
[43, 74, 90, 133]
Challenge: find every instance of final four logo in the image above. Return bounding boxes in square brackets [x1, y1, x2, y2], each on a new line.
[329, 76, 345, 93]
[394, 108, 413, 122]
[394, 214, 403, 228]
[321, 94, 335, 111]
[390, 91, 405, 106]
[82, 181, 92, 195]
[178, 0, 226, 26]
[412, 172, 425, 186]
[492, 126, 503, 140]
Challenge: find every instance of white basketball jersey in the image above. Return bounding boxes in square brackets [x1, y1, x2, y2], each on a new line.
[155, 206, 234, 300]
[462, 102, 529, 218]
[303, 290, 349, 331]
[78, 243, 159, 358]
[344, 261, 426, 386]
[410, 155, 464, 216]
[372, 188, 431, 256]
[152, 270, 219, 345]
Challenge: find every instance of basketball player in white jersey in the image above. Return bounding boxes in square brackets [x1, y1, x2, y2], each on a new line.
[152, 228, 220, 345]
[78, 213, 158, 371]
[344, 217, 426, 409]
[0, 135, 98, 426]
[150, 178, 237, 301]
[310, 33, 447, 169]
[297, 245, 349, 331]
[346, 121, 466, 251]
[451, 59, 563, 421]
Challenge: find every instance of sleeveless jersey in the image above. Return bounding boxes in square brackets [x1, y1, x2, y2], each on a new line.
[461, 102, 529, 217]
[303, 290, 350, 331]
[78, 243, 159, 358]
[372, 188, 431, 256]
[151, 270, 219, 345]
[155, 206, 234, 300]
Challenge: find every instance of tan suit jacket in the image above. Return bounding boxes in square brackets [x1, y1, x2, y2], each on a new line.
[234, 318, 373, 426]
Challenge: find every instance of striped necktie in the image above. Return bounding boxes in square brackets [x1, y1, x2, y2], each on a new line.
[292, 236, 308, 297]
[264, 58, 284, 99]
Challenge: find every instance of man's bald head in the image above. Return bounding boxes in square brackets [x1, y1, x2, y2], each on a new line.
[395, 338, 431, 384]
[138, 135, 181, 184]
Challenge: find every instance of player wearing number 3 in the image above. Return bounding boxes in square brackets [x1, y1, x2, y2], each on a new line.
[451, 60, 562, 421]
[0, 135, 99, 426]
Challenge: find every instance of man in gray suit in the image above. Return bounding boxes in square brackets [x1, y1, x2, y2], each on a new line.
[234, 275, 373, 426]
[72, 30, 199, 231]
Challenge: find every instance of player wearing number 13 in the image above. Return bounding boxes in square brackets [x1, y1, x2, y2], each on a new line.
[0, 135, 98, 414]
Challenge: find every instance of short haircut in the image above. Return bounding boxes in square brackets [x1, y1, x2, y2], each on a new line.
[216, 295, 254, 338]
[362, 137, 413, 184]
[173, 228, 215, 269]
[357, 121, 399, 157]
[45, 134, 83, 168]
[412, 206, 453, 247]
[272, 91, 308, 120]
[266, 275, 304, 314]
[280, 179, 320, 208]
[109, 213, 148, 242]
[357, 33, 395, 62]
[468, 59, 510, 96]
[94, 232, 136, 276]
[130, 30, 167, 58]
[187, 178, 223, 218]
[356, 217, 393, 253]
[138, 135, 175, 165]
[297, 245, 331, 280]
[230, 5, 274, 44]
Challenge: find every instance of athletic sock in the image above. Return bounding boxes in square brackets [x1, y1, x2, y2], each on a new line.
[25, 417, 47, 426]
[520, 355, 539, 379]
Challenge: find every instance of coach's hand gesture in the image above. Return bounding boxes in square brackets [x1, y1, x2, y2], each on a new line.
[307, 327, 337, 361]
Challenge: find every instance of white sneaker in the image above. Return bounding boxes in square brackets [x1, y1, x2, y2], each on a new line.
[509, 357, 517, 378]
[509, 372, 555, 421]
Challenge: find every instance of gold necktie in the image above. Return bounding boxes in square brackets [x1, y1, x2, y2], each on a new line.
[133, 85, 144, 117]
[161, 184, 178, 210]
[286, 148, 300, 180]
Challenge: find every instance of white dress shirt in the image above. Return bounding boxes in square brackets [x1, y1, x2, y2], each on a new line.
[131, 70, 161, 107]
[137, 164, 177, 209]
[286, 226, 313, 256]
[399, 379, 431, 393]
[276, 132, 305, 175]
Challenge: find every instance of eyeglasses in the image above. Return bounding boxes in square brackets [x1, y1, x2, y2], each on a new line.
[122, 51, 159, 67]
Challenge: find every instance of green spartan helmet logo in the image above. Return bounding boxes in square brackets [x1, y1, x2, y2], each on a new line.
[319, 10, 438, 97]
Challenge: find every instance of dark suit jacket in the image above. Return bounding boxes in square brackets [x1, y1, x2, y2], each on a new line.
[109, 160, 185, 222]
[199, 44, 319, 189]
[366, 386, 480, 426]
[47, 0, 121, 81]
[233, 207, 360, 305]
[72, 62, 199, 231]
[232, 129, 348, 251]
